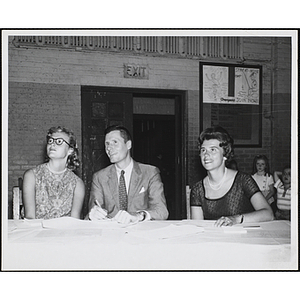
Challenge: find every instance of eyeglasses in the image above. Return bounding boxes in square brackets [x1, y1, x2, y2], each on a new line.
[47, 137, 72, 147]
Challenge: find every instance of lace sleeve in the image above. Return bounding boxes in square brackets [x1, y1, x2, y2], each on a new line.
[190, 181, 203, 206]
[241, 173, 260, 199]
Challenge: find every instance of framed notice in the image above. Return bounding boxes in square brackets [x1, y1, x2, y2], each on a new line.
[200, 62, 262, 147]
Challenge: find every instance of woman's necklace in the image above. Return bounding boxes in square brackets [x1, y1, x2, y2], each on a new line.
[47, 163, 67, 175]
[207, 167, 228, 191]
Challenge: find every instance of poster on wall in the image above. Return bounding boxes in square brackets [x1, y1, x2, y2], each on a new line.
[200, 62, 262, 147]
[203, 64, 260, 105]
[235, 67, 260, 104]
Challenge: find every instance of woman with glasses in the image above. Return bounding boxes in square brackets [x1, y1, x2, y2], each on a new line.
[22, 126, 85, 219]
[190, 126, 274, 226]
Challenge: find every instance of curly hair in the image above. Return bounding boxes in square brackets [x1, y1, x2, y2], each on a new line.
[46, 126, 80, 170]
[251, 154, 271, 176]
[198, 125, 234, 160]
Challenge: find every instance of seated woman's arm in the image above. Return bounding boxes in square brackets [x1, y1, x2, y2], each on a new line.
[191, 206, 204, 220]
[22, 169, 36, 219]
[246, 191, 274, 222]
[70, 178, 85, 219]
[215, 191, 274, 227]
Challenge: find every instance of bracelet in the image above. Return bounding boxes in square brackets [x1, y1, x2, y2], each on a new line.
[240, 214, 244, 224]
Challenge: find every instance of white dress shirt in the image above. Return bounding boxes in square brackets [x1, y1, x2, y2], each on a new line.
[115, 158, 133, 194]
[115, 159, 150, 221]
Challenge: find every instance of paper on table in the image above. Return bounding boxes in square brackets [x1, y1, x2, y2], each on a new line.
[202, 225, 248, 234]
[128, 224, 204, 240]
[42, 217, 126, 230]
[183, 220, 260, 233]
[8, 222, 18, 232]
[222, 226, 247, 234]
[9, 219, 43, 230]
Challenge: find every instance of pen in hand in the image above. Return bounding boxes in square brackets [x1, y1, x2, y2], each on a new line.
[94, 199, 110, 219]
[94, 199, 101, 207]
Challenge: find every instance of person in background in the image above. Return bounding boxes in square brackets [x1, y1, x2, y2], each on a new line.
[22, 126, 85, 219]
[87, 125, 168, 224]
[251, 155, 276, 213]
[190, 126, 274, 226]
[274, 165, 291, 220]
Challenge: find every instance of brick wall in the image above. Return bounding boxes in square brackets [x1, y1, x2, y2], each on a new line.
[8, 82, 82, 216]
[6, 35, 292, 218]
[272, 37, 292, 173]
[230, 37, 292, 176]
[188, 37, 292, 184]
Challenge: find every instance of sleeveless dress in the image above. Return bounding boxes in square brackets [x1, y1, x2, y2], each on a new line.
[252, 173, 275, 205]
[190, 172, 259, 220]
[32, 163, 79, 219]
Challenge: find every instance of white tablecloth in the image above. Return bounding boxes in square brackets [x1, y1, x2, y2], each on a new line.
[2, 218, 297, 270]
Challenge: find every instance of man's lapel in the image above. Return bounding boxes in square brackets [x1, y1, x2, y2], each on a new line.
[128, 161, 142, 200]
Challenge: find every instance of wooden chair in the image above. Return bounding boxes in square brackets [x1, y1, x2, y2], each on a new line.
[186, 185, 191, 219]
[12, 178, 23, 219]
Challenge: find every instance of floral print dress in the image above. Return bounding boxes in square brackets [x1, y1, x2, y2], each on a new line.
[32, 163, 78, 219]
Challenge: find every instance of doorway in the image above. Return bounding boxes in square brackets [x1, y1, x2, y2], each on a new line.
[81, 87, 186, 219]
[133, 115, 177, 219]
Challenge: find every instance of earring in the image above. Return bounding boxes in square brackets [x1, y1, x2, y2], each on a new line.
[223, 157, 227, 160]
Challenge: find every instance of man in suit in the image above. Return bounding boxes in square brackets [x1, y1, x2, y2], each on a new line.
[87, 125, 169, 224]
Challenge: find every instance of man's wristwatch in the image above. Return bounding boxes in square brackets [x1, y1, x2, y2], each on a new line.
[138, 211, 147, 222]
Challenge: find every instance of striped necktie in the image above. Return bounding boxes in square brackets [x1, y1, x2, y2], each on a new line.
[119, 170, 128, 210]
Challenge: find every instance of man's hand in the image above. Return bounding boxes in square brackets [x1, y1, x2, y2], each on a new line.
[88, 205, 108, 221]
[113, 210, 141, 225]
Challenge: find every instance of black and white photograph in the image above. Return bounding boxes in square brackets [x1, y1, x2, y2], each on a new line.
[1, 24, 298, 300]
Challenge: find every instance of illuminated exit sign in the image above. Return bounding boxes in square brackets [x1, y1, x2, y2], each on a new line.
[124, 64, 149, 79]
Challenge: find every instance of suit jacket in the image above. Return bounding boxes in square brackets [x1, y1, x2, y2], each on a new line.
[88, 160, 169, 220]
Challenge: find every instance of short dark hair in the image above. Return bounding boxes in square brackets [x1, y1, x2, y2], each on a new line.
[104, 125, 132, 143]
[199, 125, 234, 160]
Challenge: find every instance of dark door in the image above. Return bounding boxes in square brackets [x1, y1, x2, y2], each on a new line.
[133, 115, 178, 219]
[81, 87, 133, 217]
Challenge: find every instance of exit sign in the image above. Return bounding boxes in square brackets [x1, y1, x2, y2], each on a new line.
[124, 64, 149, 79]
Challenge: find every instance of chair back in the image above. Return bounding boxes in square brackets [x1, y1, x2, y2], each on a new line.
[13, 178, 23, 219]
[186, 185, 191, 219]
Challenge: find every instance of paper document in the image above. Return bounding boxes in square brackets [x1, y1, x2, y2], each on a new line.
[42, 217, 127, 230]
[9, 219, 43, 230]
[222, 226, 247, 234]
[129, 224, 204, 240]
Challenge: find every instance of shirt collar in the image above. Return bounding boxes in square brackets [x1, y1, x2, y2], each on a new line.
[115, 158, 133, 175]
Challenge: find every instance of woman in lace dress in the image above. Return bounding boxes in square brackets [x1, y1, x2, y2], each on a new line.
[190, 126, 274, 226]
[23, 126, 85, 219]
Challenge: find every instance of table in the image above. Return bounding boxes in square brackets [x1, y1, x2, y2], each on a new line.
[2, 218, 297, 270]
